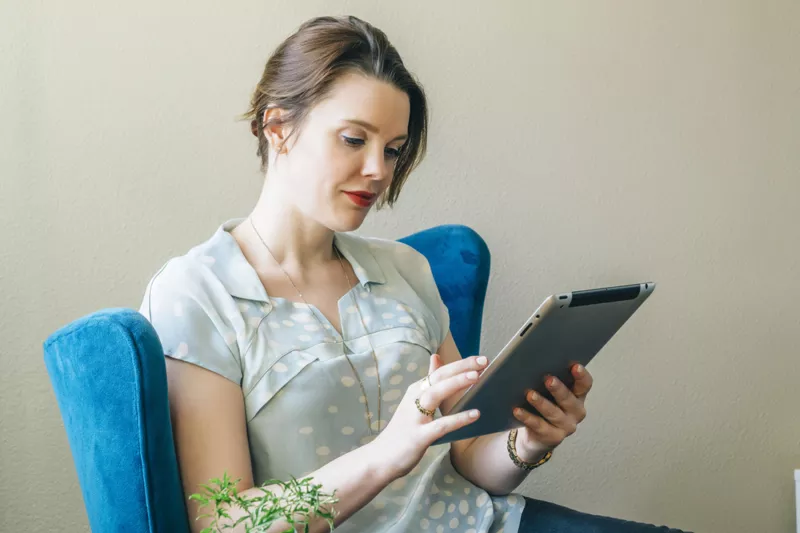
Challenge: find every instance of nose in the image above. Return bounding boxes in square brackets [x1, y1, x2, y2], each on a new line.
[361, 146, 390, 182]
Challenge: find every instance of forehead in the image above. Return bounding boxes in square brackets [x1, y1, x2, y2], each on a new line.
[309, 72, 410, 136]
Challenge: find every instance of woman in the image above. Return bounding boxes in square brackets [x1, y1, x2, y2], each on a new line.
[141, 15, 685, 533]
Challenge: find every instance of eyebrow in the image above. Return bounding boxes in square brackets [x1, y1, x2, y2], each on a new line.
[344, 119, 408, 142]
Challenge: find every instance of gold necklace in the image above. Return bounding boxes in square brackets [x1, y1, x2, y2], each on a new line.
[248, 217, 382, 436]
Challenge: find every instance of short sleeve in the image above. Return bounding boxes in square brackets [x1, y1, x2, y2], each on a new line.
[395, 244, 451, 349]
[139, 259, 243, 385]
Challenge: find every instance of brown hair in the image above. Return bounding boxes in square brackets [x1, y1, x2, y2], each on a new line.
[242, 16, 428, 207]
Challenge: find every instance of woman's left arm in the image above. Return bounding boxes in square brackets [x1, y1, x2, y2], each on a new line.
[437, 333, 593, 496]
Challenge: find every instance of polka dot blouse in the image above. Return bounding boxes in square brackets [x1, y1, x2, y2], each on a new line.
[140, 218, 525, 533]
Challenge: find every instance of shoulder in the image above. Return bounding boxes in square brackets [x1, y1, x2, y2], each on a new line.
[144, 251, 220, 315]
[145, 220, 262, 307]
[338, 232, 439, 293]
[340, 232, 430, 273]
[338, 232, 450, 346]
[140, 230, 241, 336]
[139, 237, 243, 382]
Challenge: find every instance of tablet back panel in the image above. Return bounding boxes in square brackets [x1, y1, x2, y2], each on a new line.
[433, 282, 656, 445]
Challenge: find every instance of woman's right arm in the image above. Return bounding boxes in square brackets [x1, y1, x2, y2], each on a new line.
[169, 354, 486, 533]
[169, 358, 389, 533]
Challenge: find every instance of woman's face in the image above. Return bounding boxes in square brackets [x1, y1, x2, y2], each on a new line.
[269, 71, 411, 233]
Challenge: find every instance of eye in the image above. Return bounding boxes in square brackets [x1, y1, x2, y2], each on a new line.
[343, 136, 365, 147]
[385, 147, 402, 160]
[343, 135, 401, 161]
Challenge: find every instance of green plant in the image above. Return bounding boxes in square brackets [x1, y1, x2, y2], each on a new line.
[190, 472, 338, 533]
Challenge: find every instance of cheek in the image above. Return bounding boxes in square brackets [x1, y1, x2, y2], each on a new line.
[289, 139, 329, 181]
[289, 142, 354, 202]
[314, 142, 361, 188]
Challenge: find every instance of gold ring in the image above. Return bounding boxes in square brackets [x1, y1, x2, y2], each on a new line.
[415, 397, 435, 417]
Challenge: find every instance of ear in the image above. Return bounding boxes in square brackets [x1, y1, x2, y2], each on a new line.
[262, 106, 291, 154]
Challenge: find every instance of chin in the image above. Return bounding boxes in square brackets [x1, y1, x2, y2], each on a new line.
[333, 217, 367, 233]
[326, 209, 370, 233]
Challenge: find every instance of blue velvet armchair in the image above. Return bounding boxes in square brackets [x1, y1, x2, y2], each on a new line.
[43, 224, 490, 533]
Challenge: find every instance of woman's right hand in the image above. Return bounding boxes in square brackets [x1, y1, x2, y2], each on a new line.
[370, 354, 487, 479]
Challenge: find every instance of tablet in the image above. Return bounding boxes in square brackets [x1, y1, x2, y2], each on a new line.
[432, 282, 656, 445]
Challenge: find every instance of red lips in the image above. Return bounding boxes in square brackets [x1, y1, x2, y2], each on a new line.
[344, 190, 377, 208]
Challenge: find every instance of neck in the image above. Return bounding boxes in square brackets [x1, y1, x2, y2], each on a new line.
[245, 179, 336, 272]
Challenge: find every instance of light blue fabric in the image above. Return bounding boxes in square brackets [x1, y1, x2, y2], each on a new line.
[42, 223, 493, 533]
[140, 219, 524, 533]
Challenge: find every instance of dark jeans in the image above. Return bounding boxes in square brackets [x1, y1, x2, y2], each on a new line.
[519, 498, 691, 533]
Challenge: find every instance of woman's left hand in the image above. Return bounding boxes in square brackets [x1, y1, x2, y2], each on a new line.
[512, 363, 593, 461]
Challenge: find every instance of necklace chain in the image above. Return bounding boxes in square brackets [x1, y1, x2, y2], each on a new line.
[248, 217, 382, 436]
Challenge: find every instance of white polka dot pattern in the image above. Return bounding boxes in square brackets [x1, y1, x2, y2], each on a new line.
[142, 223, 524, 533]
[223, 331, 237, 346]
[382, 389, 402, 402]
[429, 501, 445, 519]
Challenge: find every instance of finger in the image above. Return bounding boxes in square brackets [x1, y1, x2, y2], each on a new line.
[525, 388, 567, 426]
[513, 408, 572, 444]
[430, 355, 488, 384]
[570, 364, 593, 398]
[420, 370, 480, 410]
[428, 353, 441, 376]
[543, 376, 584, 417]
[418, 354, 442, 390]
[422, 408, 480, 442]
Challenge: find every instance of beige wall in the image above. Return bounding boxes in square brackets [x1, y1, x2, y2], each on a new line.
[2, 1, 798, 531]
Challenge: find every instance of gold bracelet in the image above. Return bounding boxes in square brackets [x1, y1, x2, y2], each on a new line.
[507, 429, 553, 471]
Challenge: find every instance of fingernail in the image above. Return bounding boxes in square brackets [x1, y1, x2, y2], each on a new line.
[477, 356, 488, 366]
[514, 408, 523, 416]
[469, 409, 480, 418]
[466, 371, 478, 380]
[529, 391, 538, 402]
[575, 364, 584, 375]
[548, 377, 557, 388]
